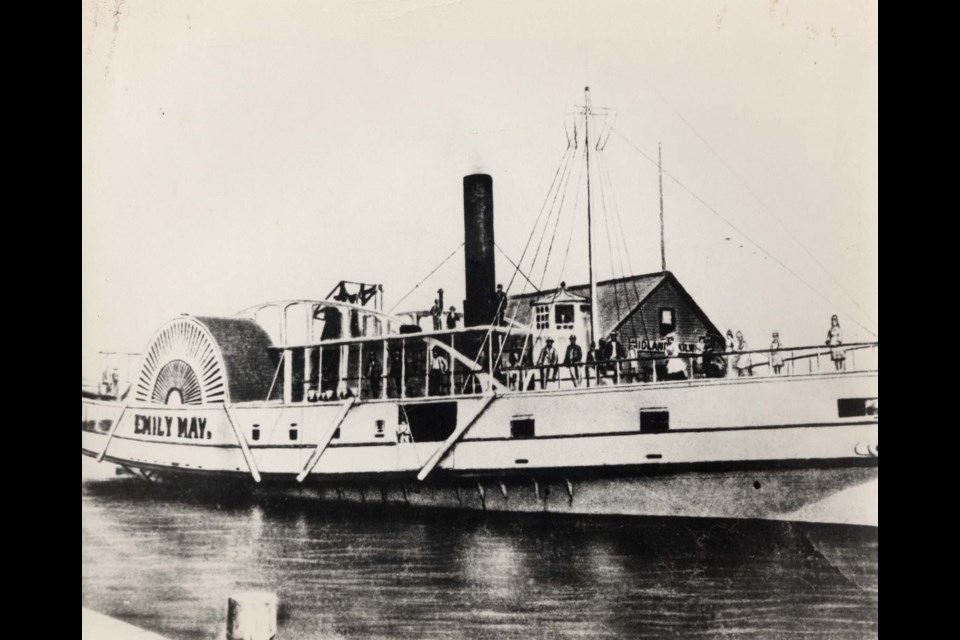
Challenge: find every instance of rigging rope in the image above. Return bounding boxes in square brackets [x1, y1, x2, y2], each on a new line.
[597, 149, 650, 342]
[538, 145, 585, 290]
[596, 153, 625, 336]
[468, 143, 576, 365]
[597, 116, 878, 339]
[387, 243, 464, 314]
[637, 82, 877, 327]
[495, 243, 540, 293]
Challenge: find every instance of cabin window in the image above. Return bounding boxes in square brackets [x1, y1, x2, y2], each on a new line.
[289, 424, 298, 441]
[639, 409, 669, 433]
[535, 305, 549, 329]
[555, 304, 575, 329]
[837, 398, 878, 418]
[511, 418, 535, 439]
[659, 308, 675, 335]
[251, 424, 261, 441]
[375, 419, 385, 438]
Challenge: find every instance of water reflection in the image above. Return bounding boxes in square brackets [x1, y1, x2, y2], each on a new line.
[82, 479, 877, 639]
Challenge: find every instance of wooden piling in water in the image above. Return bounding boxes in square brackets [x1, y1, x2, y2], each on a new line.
[227, 592, 278, 640]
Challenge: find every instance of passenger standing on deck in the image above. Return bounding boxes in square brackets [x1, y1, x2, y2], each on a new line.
[694, 336, 706, 378]
[429, 348, 449, 395]
[626, 338, 639, 383]
[446, 306, 460, 329]
[495, 284, 507, 326]
[366, 352, 383, 398]
[725, 330, 736, 378]
[101, 366, 112, 397]
[586, 341, 598, 385]
[606, 332, 623, 382]
[665, 334, 687, 380]
[736, 331, 752, 377]
[538, 337, 559, 389]
[769, 332, 784, 375]
[563, 335, 583, 386]
[388, 347, 403, 398]
[827, 314, 845, 371]
[596, 337, 608, 382]
[111, 367, 120, 398]
[507, 350, 520, 390]
[430, 299, 442, 331]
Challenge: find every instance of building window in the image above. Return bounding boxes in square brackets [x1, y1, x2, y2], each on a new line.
[639, 409, 669, 433]
[555, 304, 574, 329]
[535, 305, 549, 329]
[659, 308, 675, 335]
[511, 417, 535, 439]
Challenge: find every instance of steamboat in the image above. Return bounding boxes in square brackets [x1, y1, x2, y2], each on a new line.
[81, 90, 878, 527]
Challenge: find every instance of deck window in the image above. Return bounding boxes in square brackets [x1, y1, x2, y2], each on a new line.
[535, 305, 549, 329]
[837, 398, 878, 418]
[639, 409, 669, 433]
[555, 304, 575, 329]
[511, 418, 535, 439]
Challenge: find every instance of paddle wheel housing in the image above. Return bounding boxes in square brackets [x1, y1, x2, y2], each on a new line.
[135, 316, 277, 405]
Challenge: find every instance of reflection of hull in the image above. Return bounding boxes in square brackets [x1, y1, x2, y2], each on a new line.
[82, 371, 878, 527]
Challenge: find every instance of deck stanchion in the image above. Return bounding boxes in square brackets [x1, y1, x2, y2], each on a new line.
[96, 404, 128, 463]
[224, 406, 262, 483]
[418, 393, 497, 481]
[297, 397, 356, 482]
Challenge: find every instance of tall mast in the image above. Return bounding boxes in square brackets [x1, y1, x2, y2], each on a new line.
[659, 142, 666, 271]
[584, 86, 599, 346]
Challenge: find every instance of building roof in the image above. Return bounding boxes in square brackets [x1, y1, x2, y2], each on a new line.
[531, 286, 590, 307]
[504, 271, 721, 338]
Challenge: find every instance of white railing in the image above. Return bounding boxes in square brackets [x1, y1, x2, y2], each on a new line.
[496, 342, 879, 391]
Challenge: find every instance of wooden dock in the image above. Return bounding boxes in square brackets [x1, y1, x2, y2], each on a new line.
[82, 608, 170, 640]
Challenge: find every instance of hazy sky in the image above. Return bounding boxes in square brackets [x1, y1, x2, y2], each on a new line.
[82, 0, 878, 371]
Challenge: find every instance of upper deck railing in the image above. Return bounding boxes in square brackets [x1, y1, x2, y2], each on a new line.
[273, 329, 877, 404]
[498, 341, 878, 392]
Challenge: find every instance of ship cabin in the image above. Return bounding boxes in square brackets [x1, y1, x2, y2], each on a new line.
[238, 296, 520, 405]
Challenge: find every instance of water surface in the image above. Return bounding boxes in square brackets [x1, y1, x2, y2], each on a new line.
[82, 478, 878, 639]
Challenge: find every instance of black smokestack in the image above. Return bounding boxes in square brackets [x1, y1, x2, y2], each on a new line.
[463, 174, 496, 327]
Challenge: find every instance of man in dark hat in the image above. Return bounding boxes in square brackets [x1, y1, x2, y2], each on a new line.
[446, 305, 460, 330]
[537, 337, 559, 389]
[430, 298, 442, 331]
[365, 352, 383, 399]
[495, 284, 507, 326]
[604, 332, 623, 383]
[563, 335, 583, 386]
[429, 347, 449, 395]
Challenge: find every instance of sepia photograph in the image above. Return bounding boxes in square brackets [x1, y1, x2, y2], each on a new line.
[82, 1, 879, 638]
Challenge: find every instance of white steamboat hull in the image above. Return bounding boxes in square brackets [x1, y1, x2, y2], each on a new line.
[82, 371, 878, 527]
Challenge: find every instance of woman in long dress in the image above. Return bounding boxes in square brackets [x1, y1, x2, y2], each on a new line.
[725, 330, 736, 378]
[769, 331, 784, 375]
[827, 314, 845, 371]
[735, 331, 752, 377]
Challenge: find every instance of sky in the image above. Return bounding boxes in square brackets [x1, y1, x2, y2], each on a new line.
[82, 0, 878, 374]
